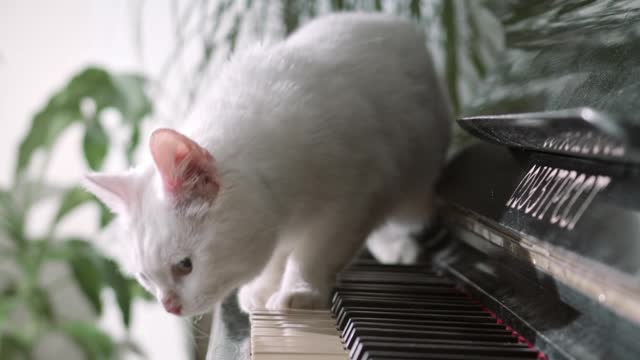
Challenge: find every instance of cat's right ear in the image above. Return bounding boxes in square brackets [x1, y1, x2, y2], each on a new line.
[83, 172, 136, 215]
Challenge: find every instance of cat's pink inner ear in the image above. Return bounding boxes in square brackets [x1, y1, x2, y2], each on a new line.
[149, 128, 219, 200]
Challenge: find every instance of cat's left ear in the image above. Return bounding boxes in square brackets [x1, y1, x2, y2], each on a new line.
[149, 128, 219, 202]
[83, 172, 138, 215]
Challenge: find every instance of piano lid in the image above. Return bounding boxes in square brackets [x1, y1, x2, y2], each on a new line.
[460, 1, 640, 163]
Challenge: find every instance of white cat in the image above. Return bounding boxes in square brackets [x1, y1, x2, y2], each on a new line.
[83, 12, 452, 317]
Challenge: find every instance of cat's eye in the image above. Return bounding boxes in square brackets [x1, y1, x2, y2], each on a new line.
[172, 257, 193, 277]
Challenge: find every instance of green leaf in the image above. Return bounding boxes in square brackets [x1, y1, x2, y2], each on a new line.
[53, 187, 94, 226]
[17, 107, 80, 176]
[82, 120, 109, 171]
[283, 0, 300, 35]
[331, 0, 345, 10]
[66, 241, 104, 314]
[410, 0, 421, 18]
[110, 74, 152, 125]
[0, 333, 31, 360]
[16, 67, 151, 176]
[130, 279, 154, 301]
[0, 188, 25, 246]
[125, 125, 140, 166]
[98, 202, 115, 228]
[60, 321, 114, 360]
[27, 287, 55, 322]
[442, 0, 460, 114]
[102, 260, 132, 327]
[0, 297, 17, 332]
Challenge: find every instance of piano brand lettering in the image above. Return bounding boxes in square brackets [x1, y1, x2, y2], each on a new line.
[542, 131, 625, 157]
[506, 165, 610, 230]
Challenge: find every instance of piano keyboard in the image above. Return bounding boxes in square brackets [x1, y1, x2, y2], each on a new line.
[250, 263, 546, 360]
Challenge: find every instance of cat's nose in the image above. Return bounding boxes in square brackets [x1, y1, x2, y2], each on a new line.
[161, 292, 182, 315]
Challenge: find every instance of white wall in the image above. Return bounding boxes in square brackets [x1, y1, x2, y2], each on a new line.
[0, 1, 189, 359]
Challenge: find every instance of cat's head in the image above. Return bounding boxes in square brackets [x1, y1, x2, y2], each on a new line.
[83, 129, 275, 316]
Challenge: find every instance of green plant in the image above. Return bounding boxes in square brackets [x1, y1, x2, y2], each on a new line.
[0, 67, 152, 359]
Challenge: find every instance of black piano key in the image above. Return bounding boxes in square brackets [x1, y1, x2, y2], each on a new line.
[336, 307, 491, 329]
[337, 273, 455, 286]
[331, 294, 475, 313]
[336, 306, 490, 316]
[351, 335, 529, 348]
[342, 318, 508, 339]
[343, 323, 513, 348]
[345, 327, 517, 349]
[351, 341, 539, 360]
[333, 284, 464, 295]
[336, 310, 496, 330]
[361, 350, 537, 360]
[332, 291, 471, 303]
[329, 263, 544, 360]
[334, 297, 483, 311]
[345, 265, 437, 273]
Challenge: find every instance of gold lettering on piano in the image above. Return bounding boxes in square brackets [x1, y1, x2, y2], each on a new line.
[506, 165, 610, 230]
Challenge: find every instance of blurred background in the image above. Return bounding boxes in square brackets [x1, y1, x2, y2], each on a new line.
[0, 0, 505, 359]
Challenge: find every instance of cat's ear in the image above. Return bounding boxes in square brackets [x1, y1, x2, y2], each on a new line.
[83, 172, 137, 214]
[149, 128, 219, 202]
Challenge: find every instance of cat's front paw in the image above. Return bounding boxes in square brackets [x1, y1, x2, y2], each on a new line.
[237, 284, 275, 313]
[265, 288, 329, 310]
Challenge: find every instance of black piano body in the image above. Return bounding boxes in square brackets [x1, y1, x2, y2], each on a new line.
[207, 2, 640, 359]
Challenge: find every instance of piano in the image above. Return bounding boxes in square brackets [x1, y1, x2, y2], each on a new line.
[205, 2, 640, 359]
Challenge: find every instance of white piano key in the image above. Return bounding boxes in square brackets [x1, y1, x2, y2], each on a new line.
[250, 309, 349, 360]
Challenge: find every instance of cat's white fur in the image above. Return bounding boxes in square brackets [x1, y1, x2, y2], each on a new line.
[83, 13, 452, 317]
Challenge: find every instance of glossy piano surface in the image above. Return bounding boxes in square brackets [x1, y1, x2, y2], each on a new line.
[439, 142, 640, 280]
[460, 1, 640, 163]
[466, 0, 640, 126]
[437, 141, 640, 359]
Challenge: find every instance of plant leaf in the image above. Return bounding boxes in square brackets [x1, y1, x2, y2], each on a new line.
[126, 125, 140, 165]
[0, 333, 31, 360]
[0, 190, 24, 245]
[98, 202, 115, 228]
[16, 107, 80, 176]
[53, 187, 94, 226]
[0, 296, 16, 333]
[130, 278, 154, 301]
[82, 120, 109, 171]
[110, 74, 151, 125]
[66, 241, 104, 314]
[102, 259, 132, 327]
[442, 0, 460, 114]
[60, 321, 114, 360]
[283, 0, 300, 35]
[16, 67, 151, 176]
[27, 287, 55, 322]
[410, 0, 421, 18]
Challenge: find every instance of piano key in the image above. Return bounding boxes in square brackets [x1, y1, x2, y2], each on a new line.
[350, 341, 540, 360]
[342, 318, 508, 339]
[250, 309, 349, 359]
[351, 335, 529, 348]
[345, 328, 518, 349]
[247, 263, 545, 360]
[333, 296, 483, 311]
[343, 325, 517, 349]
[333, 284, 464, 295]
[336, 309, 495, 330]
[360, 350, 537, 360]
